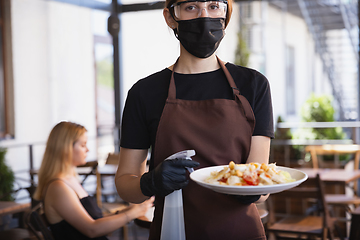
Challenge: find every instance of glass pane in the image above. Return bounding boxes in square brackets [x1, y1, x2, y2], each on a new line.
[286, 45, 295, 115]
[92, 9, 115, 160]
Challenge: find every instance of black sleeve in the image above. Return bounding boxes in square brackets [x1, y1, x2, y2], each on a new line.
[120, 83, 151, 149]
[252, 71, 274, 139]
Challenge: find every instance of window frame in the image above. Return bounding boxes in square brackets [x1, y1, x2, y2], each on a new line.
[0, 0, 15, 139]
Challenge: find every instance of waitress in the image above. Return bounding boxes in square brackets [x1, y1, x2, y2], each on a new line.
[115, 0, 274, 239]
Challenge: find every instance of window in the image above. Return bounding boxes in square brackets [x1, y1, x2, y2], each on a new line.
[0, 0, 14, 139]
[285, 45, 295, 115]
[92, 10, 116, 156]
[0, 8, 5, 137]
[241, 2, 253, 19]
[239, 2, 254, 51]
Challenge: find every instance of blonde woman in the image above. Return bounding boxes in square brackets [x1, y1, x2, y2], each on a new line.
[33, 121, 154, 240]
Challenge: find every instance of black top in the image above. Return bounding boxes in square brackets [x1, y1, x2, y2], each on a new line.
[120, 62, 274, 161]
[49, 196, 108, 240]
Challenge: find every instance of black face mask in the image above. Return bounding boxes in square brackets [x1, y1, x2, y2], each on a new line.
[175, 17, 225, 58]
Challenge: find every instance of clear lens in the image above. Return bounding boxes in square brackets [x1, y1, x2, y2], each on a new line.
[172, 1, 227, 20]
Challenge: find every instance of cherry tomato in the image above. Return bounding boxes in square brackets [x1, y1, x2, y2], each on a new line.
[243, 171, 259, 186]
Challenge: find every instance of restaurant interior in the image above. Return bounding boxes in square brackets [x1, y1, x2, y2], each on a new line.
[0, 0, 360, 239]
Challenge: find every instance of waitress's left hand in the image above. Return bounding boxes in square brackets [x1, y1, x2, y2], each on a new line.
[233, 195, 261, 205]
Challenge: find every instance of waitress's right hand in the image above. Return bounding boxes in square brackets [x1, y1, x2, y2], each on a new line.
[140, 158, 200, 197]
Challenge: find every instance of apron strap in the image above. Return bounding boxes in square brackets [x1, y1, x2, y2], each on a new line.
[168, 58, 179, 100]
[216, 57, 255, 124]
[216, 56, 241, 96]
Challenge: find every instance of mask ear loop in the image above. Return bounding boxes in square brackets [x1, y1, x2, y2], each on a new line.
[168, 7, 179, 38]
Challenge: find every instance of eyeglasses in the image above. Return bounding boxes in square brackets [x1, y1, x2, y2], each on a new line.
[170, 0, 228, 20]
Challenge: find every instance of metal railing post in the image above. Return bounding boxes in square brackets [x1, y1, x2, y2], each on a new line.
[29, 144, 35, 187]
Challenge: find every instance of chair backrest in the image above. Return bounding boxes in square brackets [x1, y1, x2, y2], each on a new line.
[305, 144, 360, 195]
[267, 174, 332, 230]
[305, 144, 360, 169]
[25, 202, 54, 240]
[94, 153, 120, 207]
[105, 153, 120, 166]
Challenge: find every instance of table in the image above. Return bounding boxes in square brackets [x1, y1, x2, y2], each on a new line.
[296, 168, 360, 184]
[0, 201, 31, 228]
[97, 164, 118, 176]
[0, 201, 31, 217]
[295, 167, 360, 204]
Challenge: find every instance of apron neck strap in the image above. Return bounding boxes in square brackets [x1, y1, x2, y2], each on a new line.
[216, 56, 241, 97]
[168, 58, 178, 100]
[168, 56, 240, 100]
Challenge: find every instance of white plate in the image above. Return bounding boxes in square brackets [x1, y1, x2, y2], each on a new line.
[190, 165, 308, 195]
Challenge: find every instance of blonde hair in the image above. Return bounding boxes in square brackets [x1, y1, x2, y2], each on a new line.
[33, 121, 87, 200]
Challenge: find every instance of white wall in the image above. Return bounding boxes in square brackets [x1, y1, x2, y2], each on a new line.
[261, 3, 333, 123]
[1, 0, 97, 197]
[120, 9, 179, 111]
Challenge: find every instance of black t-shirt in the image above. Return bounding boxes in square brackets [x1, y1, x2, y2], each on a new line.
[120, 62, 274, 151]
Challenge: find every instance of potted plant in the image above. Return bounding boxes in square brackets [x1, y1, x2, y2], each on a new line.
[0, 148, 15, 230]
[293, 94, 349, 166]
[299, 93, 346, 140]
[234, 30, 250, 67]
[0, 148, 15, 201]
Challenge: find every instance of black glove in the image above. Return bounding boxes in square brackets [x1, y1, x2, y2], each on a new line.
[233, 195, 261, 205]
[140, 158, 200, 197]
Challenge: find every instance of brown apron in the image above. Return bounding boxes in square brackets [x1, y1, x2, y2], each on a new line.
[149, 57, 266, 240]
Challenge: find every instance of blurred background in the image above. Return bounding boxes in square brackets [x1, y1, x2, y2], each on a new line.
[0, 0, 359, 205]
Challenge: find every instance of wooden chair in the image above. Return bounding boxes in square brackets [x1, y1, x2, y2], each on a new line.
[77, 160, 99, 185]
[98, 153, 129, 212]
[266, 174, 336, 240]
[305, 144, 360, 169]
[74, 160, 102, 214]
[99, 153, 122, 205]
[77, 158, 129, 240]
[97, 153, 133, 240]
[25, 202, 54, 240]
[305, 144, 360, 212]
